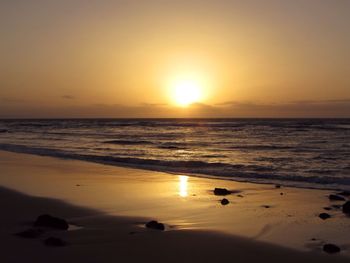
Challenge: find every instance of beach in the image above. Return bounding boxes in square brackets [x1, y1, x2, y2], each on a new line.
[2, 0, 350, 261]
[0, 150, 349, 262]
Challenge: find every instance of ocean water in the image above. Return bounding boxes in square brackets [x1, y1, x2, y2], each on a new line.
[0, 119, 349, 190]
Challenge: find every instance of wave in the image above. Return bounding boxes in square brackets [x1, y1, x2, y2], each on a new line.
[103, 140, 154, 145]
[5, 119, 350, 130]
[12, 122, 53, 128]
[157, 141, 209, 150]
[198, 154, 227, 158]
[1, 143, 349, 190]
[229, 145, 293, 150]
[102, 140, 209, 149]
[158, 144, 183, 150]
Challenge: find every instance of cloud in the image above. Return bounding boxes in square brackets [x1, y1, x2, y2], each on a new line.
[290, 99, 350, 105]
[190, 102, 214, 108]
[0, 97, 25, 103]
[0, 99, 349, 118]
[61, 95, 76, 100]
[218, 99, 350, 107]
[215, 99, 350, 118]
[140, 103, 168, 107]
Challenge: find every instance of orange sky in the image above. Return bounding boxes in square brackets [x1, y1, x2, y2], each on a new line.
[1, 0, 349, 118]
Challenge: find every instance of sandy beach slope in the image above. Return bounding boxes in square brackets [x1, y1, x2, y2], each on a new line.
[0, 150, 349, 262]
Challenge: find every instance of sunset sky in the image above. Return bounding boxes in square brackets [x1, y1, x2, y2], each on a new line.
[1, 0, 349, 118]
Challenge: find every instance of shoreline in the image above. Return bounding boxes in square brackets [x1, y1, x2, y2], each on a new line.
[0, 150, 350, 261]
[0, 144, 348, 192]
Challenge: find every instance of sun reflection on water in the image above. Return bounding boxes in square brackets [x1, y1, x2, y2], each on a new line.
[179, 175, 188, 197]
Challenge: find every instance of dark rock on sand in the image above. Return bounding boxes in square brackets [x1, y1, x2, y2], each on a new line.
[332, 204, 342, 209]
[319, 213, 331, 220]
[44, 237, 66, 247]
[323, 207, 332, 211]
[338, 191, 350, 197]
[329, 194, 346, 201]
[34, 214, 69, 230]
[221, 198, 229, 205]
[214, 188, 231, 196]
[275, 185, 281, 189]
[145, 220, 165, 231]
[323, 243, 341, 254]
[343, 201, 350, 214]
[237, 194, 244, 198]
[15, 228, 44, 238]
[262, 205, 270, 208]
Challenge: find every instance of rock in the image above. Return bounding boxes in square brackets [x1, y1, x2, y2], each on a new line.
[323, 207, 332, 211]
[262, 205, 270, 208]
[34, 214, 69, 230]
[323, 244, 340, 254]
[280, 193, 284, 195]
[214, 188, 231, 196]
[338, 191, 350, 197]
[332, 204, 342, 209]
[221, 198, 229, 205]
[342, 201, 350, 214]
[275, 185, 281, 189]
[44, 237, 66, 247]
[319, 213, 331, 220]
[15, 228, 44, 238]
[237, 194, 244, 198]
[145, 220, 165, 231]
[329, 194, 346, 201]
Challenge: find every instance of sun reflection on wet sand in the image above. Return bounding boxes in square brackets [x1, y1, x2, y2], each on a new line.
[179, 175, 188, 197]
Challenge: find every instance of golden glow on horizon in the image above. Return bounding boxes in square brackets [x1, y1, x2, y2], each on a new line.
[174, 79, 201, 107]
[2, 1, 350, 118]
[171, 78, 203, 107]
[179, 175, 188, 197]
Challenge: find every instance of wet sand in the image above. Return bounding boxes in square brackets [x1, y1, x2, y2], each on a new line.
[0, 150, 349, 262]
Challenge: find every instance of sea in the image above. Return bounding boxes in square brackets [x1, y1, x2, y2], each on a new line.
[0, 119, 349, 190]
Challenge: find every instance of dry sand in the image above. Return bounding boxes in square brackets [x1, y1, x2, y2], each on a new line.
[0, 150, 349, 262]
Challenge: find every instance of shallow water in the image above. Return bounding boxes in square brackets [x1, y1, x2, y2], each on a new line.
[0, 118, 349, 189]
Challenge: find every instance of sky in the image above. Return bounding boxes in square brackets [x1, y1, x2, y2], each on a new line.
[1, 0, 349, 118]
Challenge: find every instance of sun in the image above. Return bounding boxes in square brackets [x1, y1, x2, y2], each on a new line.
[172, 79, 202, 107]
